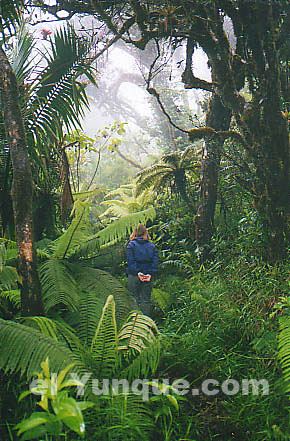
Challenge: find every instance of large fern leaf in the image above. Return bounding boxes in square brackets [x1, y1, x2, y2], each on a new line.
[0, 289, 21, 308]
[20, 316, 86, 366]
[118, 313, 160, 380]
[0, 319, 74, 377]
[91, 295, 118, 378]
[78, 290, 105, 347]
[40, 259, 79, 312]
[0, 265, 19, 289]
[70, 264, 133, 324]
[51, 201, 91, 259]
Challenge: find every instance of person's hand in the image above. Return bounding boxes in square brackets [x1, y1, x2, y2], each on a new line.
[137, 272, 151, 282]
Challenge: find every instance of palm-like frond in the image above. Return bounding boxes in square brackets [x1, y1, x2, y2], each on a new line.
[19, 316, 59, 340]
[101, 183, 154, 220]
[278, 315, 290, 393]
[91, 295, 118, 378]
[11, 23, 34, 83]
[136, 148, 199, 200]
[0, 0, 23, 38]
[40, 259, 79, 312]
[0, 318, 75, 377]
[21, 316, 86, 361]
[26, 26, 95, 149]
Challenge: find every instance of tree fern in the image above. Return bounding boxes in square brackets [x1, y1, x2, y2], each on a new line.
[40, 259, 79, 312]
[91, 295, 118, 378]
[136, 148, 199, 202]
[97, 207, 156, 247]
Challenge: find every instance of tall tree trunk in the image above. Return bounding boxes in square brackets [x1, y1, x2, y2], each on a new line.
[244, 60, 290, 261]
[195, 94, 231, 261]
[0, 47, 44, 315]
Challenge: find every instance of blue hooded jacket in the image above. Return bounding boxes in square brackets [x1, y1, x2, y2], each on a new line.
[126, 237, 158, 276]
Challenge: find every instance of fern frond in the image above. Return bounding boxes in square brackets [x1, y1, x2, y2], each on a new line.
[51, 200, 90, 259]
[78, 290, 105, 347]
[278, 315, 290, 394]
[118, 312, 159, 353]
[0, 289, 21, 307]
[136, 165, 172, 196]
[120, 340, 161, 381]
[20, 316, 86, 363]
[91, 295, 118, 378]
[0, 319, 74, 377]
[69, 264, 133, 324]
[40, 259, 79, 312]
[19, 316, 59, 340]
[97, 207, 156, 247]
[0, 265, 19, 289]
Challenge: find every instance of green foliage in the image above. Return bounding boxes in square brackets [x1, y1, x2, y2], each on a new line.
[0, 319, 74, 377]
[101, 183, 154, 219]
[27, 26, 95, 150]
[118, 312, 160, 380]
[158, 260, 290, 441]
[151, 288, 173, 312]
[91, 294, 118, 378]
[40, 259, 79, 313]
[16, 358, 94, 440]
[278, 312, 290, 394]
[97, 207, 156, 247]
[0, 0, 23, 38]
[95, 394, 154, 441]
[136, 146, 200, 203]
[0, 295, 160, 382]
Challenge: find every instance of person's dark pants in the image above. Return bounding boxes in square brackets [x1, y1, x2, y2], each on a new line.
[128, 274, 152, 316]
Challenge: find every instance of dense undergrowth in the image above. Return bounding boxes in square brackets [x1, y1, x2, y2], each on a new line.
[153, 258, 290, 440]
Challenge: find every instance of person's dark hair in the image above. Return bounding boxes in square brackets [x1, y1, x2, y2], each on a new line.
[130, 223, 150, 241]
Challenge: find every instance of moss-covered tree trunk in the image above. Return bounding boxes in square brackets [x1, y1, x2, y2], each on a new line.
[0, 47, 44, 315]
[195, 94, 231, 261]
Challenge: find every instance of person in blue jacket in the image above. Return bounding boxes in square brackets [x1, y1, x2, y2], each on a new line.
[126, 224, 158, 316]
